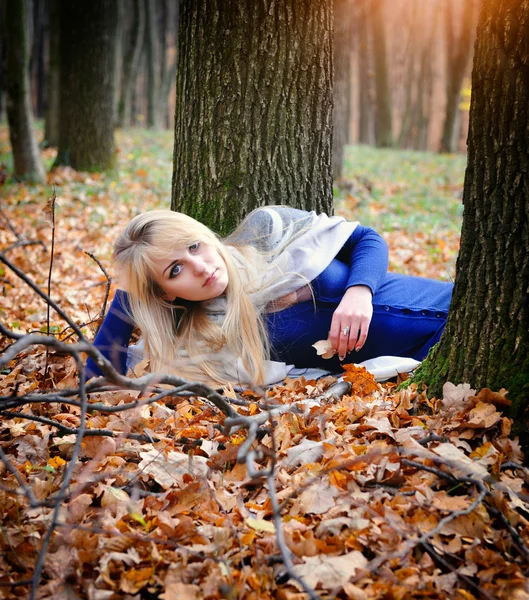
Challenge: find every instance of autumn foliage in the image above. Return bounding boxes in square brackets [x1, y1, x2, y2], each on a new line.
[1, 132, 528, 599]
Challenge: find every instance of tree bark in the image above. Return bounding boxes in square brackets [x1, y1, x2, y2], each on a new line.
[2, 0, 45, 183]
[439, 0, 475, 153]
[371, 0, 392, 147]
[117, 0, 145, 128]
[43, 0, 60, 148]
[332, 0, 353, 181]
[171, 0, 334, 236]
[53, 0, 117, 172]
[415, 0, 529, 442]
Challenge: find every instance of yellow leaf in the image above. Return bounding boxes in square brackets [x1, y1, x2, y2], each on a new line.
[245, 517, 276, 533]
[48, 456, 66, 469]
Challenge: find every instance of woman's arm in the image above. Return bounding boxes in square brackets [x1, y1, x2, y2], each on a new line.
[85, 290, 135, 378]
[329, 225, 388, 359]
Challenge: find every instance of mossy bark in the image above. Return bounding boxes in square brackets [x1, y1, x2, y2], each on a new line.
[53, 0, 117, 172]
[2, 0, 45, 183]
[171, 0, 334, 236]
[415, 0, 529, 442]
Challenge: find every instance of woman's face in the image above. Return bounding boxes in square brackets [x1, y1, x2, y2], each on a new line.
[151, 241, 229, 302]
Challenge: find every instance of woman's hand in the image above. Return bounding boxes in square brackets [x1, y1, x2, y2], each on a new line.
[329, 285, 373, 361]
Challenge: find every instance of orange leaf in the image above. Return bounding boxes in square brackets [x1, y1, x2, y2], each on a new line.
[342, 364, 379, 395]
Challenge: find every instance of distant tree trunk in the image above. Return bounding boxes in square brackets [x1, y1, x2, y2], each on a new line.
[171, 0, 334, 235]
[31, 0, 46, 119]
[43, 0, 60, 148]
[396, 1, 419, 149]
[118, 0, 145, 128]
[415, 1, 438, 151]
[439, 0, 475, 153]
[158, 0, 179, 129]
[53, 0, 117, 172]
[2, 0, 45, 183]
[357, 0, 374, 145]
[416, 0, 529, 442]
[332, 0, 353, 181]
[113, 0, 125, 125]
[145, 0, 160, 128]
[371, 0, 392, 147]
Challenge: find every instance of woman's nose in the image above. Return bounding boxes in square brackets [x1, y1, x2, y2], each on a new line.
[191, 257, 207, 275]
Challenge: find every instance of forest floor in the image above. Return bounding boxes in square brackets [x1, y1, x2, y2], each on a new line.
[1, 127, 528, 599]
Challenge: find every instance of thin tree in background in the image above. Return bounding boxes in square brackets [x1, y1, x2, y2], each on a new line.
[357, 0, 375, 145]
[371, 0, 393, 147]
[2, 0, 45, 183]
[145, 0, 160, 128]
[332, 0, 353, 181]
[43, 0, 60, 148]
[397, 0, 438, 150]
[30, 0, 46, 119]
[158, 0, 179, 128]
[117, 0, 145, 128]
[171, 0, 334, 235]
[53, 0, 118, 172]
[416, 0, 529, 442]
[439, 0, 476, 153]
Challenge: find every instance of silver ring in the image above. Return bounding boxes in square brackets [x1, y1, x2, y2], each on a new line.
[342, 326, 350, 336]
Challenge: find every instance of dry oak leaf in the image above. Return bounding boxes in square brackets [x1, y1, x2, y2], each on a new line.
[475, 387, 511, 407]
[342, 364, 380, 395]
[466, 401, 502, 429]
[283, 438, 325, 469]
[138, 447, 208, 489]
[297, 480, 338, 515]
[160, 582, 202, 600]
[312, 338, 337, 359]
[291, 551, 368, 591]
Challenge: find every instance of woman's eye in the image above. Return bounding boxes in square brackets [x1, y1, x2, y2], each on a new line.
[189, 242, 200, 253]
[170, 264, 182, 278]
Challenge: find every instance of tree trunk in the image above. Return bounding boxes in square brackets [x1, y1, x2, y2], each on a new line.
[117, 0, 145, 128]
[357, 0, 374, 145]
[415, 0, 529, 442]
[53, 0, 117, 172]
[439, 0, 475, 153]
[113, 0, 125, 126]
[43, 0, 60, 148]
[171, 0, 334, 236]
[145, 0, 160, 129]
[332, 0, 353, 182]
[31, 0, 46, 119]
[415, 1, 438, 151]
[2, 0, 45, 183]
[158, 0, 179, 129]
[371, 0, 392, 147]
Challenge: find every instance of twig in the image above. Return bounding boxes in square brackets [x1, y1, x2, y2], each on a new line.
[0, 410, 163, 443]
[0, 253, 86, 341]
[266, 422, 321, 600]
[84, 251, 112, 336]
[44, 190, 57, 380]
[419, 541, 497, 600]
[30, 356, 87, 598]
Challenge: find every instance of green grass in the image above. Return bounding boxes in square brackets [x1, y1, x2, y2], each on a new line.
[0, 125, 466, 238]
[335, 145, 466, 235]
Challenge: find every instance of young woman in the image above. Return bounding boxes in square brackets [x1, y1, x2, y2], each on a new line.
[86, 206, 453, 387]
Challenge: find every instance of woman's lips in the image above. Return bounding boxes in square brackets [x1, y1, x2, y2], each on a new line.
[204, 269, 218, 286]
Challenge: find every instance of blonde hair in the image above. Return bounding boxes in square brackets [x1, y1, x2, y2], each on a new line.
[113, 210, 269, 386]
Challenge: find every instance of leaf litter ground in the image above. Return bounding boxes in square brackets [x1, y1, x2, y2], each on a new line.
[1, 127, 528, 599]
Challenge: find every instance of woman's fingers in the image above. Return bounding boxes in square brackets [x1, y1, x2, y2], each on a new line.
[329, 286, 374, 361]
